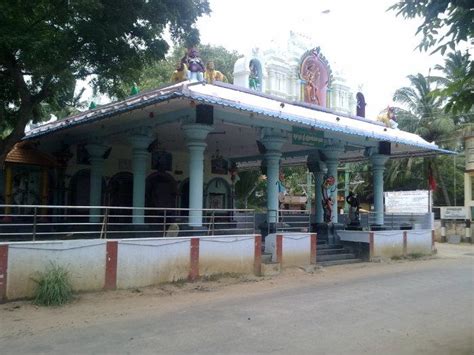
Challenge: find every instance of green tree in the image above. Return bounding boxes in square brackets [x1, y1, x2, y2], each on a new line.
[0, 0, 210, 164]
[389, 74, 462, 205]
[432, 50, 474, 116]
[132, 44, 241, 94]
[389, 0, 474, 114]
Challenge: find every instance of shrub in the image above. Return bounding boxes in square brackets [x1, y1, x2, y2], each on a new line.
[33, 263, 73, 306]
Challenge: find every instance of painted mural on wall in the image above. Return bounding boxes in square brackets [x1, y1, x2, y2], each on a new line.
[299, 48, 331, 106]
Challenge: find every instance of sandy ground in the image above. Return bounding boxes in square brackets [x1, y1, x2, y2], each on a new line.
[0, 242, 473, 354]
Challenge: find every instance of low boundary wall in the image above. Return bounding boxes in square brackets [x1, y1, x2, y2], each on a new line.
[337, 229, 435, 260]
[265, 233, 317, 268]
[0, 234, 262, 302]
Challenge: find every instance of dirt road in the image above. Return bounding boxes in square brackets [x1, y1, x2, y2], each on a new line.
[1, 243, 473, 354]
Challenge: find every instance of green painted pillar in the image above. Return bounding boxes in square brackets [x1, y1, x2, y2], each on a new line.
[86, 144, 109, 223]
[307, 153, 327, 224]
[129, 131, 153, 224]
[182, 123, 213, 227]
[371, 154, 389, 226]
[324, 145, 344, 223]
[262, 130, 286, 228]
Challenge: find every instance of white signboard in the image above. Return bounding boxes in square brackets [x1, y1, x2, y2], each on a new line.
[440, 206, 467, 220]
[384, 190, 429, 214]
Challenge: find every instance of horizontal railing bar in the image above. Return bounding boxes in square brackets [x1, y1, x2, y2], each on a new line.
[0, 204, 254, 212]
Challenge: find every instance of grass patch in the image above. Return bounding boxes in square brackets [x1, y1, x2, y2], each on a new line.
[391, 253, 428, 261]
[32, 263, 73, 306]
[407, 253, 425, 259]
[201, 272, 242, 282]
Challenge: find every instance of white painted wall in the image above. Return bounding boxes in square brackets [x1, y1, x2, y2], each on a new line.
[281, 233, 312, 267]
[407, 230, 432, 255]
[373, 231, 404, 258]
[199, 236, 255, 275]
[6, 240, 106, 299]
[116, 238, 191, 288]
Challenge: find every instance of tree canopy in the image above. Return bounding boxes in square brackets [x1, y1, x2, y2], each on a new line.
[0, 0, 210, 163]
[389, 0, 474, 114]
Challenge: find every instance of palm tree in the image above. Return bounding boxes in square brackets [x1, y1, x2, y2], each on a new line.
[391, 73, 456, 205]
[433, 50, 474, 116]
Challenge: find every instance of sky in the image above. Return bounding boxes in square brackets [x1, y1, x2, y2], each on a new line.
[195, 0, 445, 118]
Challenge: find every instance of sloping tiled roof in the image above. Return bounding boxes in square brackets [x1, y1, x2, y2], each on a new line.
[6, 142, 58, 167]
[23, 81, 454, 157]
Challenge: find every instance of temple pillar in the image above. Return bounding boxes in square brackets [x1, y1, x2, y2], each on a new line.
[371, 154, 389, 226]
[86, 144, 109, 223]
[129, 131, 153, 224]
[323, 146, 344, 223]
[3, 165, 13, 222]
[307, 154, 327, 224]
[182, 123, 213, 227]
[262, 130, 286, 229]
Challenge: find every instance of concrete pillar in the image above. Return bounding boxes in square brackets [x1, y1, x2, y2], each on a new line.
[371, 154, 389, 226]
[262, 131, 286, 227]
[86, 144, 109, 223]
[344, 166, 351, 213]
[182, 123, 213, 227]
[324, 146, 344, 223]
[307, 154, 327, 224]
[129, 132, 153, 224]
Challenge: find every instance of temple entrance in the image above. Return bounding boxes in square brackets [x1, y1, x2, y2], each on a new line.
[69, 169, 91, 206]
[179, 179, 190, 213]
[107, 172, 133, 222]
[145, 172, 178, 223]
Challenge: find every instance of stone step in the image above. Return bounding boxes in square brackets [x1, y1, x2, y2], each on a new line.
[261, 262, 280, 276]
[317, 253, 357, 262]
[261, 253, 272, 263]
[317, 258, 363, 267]
[317, 248, 352, 255]
[317, 244, 344, 250]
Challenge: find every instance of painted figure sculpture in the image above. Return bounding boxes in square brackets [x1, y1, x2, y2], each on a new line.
[322, 175, 336, 223]
[204, 61, 227, 83]
[181, 48, 205, 82]
[346, 191, 360, 225]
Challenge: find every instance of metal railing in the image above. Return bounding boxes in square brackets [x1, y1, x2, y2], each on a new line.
[0, 204, 255, 241]
[267, 209, 311, 234]
[340, 212, 433, 230]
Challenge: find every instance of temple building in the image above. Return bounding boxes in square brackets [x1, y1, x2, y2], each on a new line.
[0, 38, 452, 244]
[233, 32, 356, 115]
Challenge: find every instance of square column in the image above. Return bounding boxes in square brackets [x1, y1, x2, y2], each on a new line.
[370, 154, 389, 226]
[182, 123, 213, 227]
[129, 131, 154, 224]
[307, 154, 327, 224]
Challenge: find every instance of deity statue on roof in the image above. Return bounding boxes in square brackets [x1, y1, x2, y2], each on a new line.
[249, 59, 261, 91]
[170, 61, 188, 83]
[377, 106, 399, 129]
[204, 61, 227, 84]
[181, 47, 205, 82]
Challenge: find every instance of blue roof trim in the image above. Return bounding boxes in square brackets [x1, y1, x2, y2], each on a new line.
[176, 91, 454, 155]
[24, 92, 180, 140]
